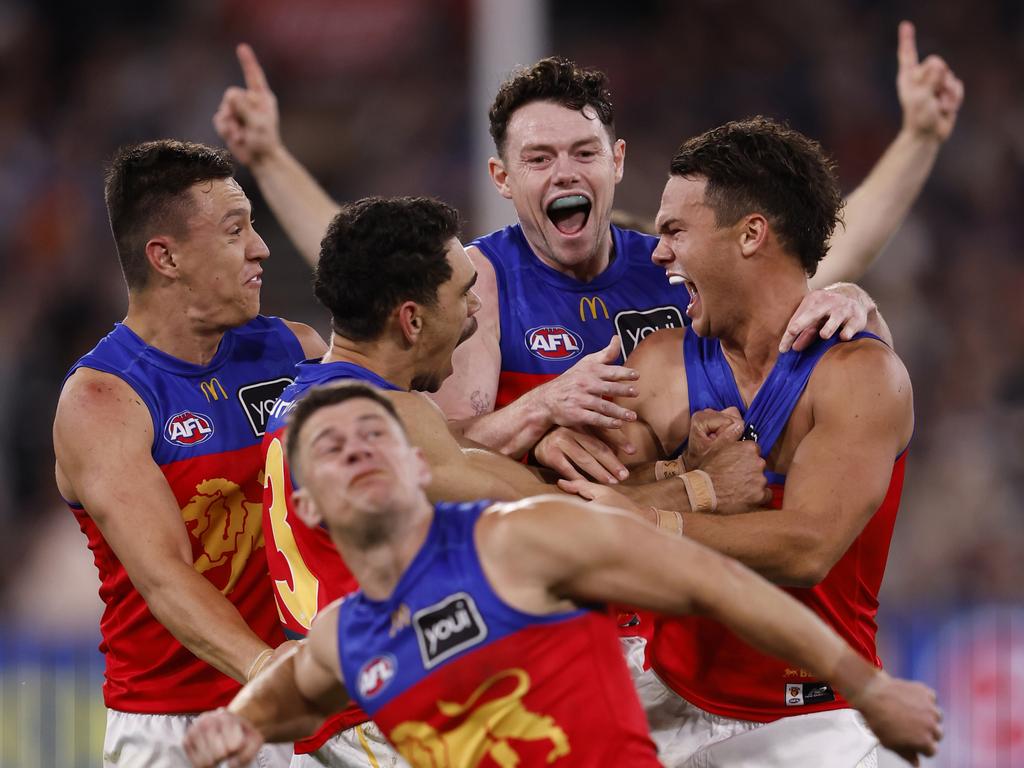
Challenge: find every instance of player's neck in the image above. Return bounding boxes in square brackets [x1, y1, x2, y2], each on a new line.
[324, 334, 414, 391]
[339, 499, 434, 601]
[719, 279, 808, 392]
[526, 228, 613, 284]
[123, 297, 226, 366]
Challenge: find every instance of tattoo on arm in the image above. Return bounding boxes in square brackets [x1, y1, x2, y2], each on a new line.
[470, 390, 492, 417]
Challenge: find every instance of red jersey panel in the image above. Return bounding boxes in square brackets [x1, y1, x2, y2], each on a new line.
[651, 453, 905, 722]
[64, 318, 301, 713]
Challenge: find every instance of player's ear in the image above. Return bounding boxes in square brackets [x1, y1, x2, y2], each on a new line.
[397, 302, 424, 346]
[488, 156, 512, 199]
[412, 446, 432, 489]
[293, 487, 323, 528]
[144, 236, 178, 280]
[738, 213, 768, 258]
[613, 138, 626, 184]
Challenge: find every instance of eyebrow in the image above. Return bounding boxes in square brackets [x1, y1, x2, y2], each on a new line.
[219, 203, 253, 225]
[655, 217, 678, 235]
[309, 413, 388, 444]
[520, 137, 604, 155]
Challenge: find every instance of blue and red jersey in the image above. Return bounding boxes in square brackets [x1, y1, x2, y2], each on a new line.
[261, 359, 402, 745]
[63, 317, 302, 713]
[471, 224, 688, 408]
[651, 330, 905, 722]
[338, 501, 660, 766]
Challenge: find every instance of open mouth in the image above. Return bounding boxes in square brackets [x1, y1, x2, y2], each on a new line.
[682, 279, 700, 317]
[546, 194, 592, 236]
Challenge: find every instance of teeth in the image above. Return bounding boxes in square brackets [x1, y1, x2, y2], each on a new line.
[548, 195, 588, 211]
[668, 275, 686, 285]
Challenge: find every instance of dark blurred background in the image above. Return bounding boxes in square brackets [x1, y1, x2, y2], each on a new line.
[0, 0, 1021, 765]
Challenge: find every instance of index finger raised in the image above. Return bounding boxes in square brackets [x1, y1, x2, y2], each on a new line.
[236, 43, 270, 92]
[897, 20, 919, 72]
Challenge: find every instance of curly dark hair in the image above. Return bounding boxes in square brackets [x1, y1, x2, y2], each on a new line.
[315, 196, 461, 341]
[104, 140, 234, 290]
[488, 57, 615, 158]
[669, 117, 843, 277]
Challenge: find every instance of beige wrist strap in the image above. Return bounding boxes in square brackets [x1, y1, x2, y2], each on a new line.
[654, 457, 685, 481]
[246, 648, 274, 682]
[681, 469, 717, 513]
[652, 507, 684, 537]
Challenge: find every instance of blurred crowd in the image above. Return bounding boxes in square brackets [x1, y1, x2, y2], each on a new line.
[1, 0, 1021, 634]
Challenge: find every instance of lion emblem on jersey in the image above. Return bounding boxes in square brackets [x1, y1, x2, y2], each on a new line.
[389, 668, 570, 767]
[182, 478, 264, 595]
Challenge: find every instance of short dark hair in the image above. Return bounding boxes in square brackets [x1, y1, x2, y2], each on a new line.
[315, 196, 460, 341]
[669, 117, 843, 277]
[489, 57, 615, 158]
[285, 381, 405, 479]
[104, 140, 235, 290]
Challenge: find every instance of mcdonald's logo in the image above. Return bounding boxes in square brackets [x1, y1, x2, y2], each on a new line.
[199, 378, 228, 402]
[579, 296, 609, 321]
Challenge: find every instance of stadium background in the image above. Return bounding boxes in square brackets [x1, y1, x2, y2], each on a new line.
[0, 0, 1020, 765]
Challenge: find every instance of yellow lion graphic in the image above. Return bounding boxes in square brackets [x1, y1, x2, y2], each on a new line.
[390, 668, 570, 767]
[182, 478, 264, 595]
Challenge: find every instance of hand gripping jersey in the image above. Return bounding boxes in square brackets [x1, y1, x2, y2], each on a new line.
[472, 224, 689, 408]
[338, 501, 660, 767]
[261, 360, 402, 748]
[651, 330, 905, 722]
[62, 317, 302, 713]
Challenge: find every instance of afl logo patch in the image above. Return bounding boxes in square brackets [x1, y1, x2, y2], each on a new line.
[358, 654, 396, 699]
[164, 410, 214, 446]
[525, 325, 584, 361]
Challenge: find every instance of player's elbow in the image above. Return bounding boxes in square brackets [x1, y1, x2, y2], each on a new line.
[773, 545, 842, 588]
[766, 528, 840, 587]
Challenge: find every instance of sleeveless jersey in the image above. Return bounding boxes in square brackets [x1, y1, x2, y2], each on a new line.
[650, 330, 906, 722]
[338, 501, 660, 767]
[262, 359, 402, 747]
[63, 317, 303, 713]
[472, 224, 688, 408]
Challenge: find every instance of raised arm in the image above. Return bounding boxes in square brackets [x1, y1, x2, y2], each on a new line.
[812, 20, 963, 287]
[54, 370, 280, 683]
[214, 44, 340, 265]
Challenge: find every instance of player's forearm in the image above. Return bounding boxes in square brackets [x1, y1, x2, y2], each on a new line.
[464, 448, 555, 498]
[249, 144, 340, 267]
[456, 393, 552, 457]
[681, 508, 828, 586]
[813, 128, 941, 288]
[140, 563, 275, 683]
[616, 477, 692, 512]
[229, 651, 330, 743]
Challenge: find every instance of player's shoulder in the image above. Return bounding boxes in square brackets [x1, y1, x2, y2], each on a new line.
[57, 366, 148, 420]
[818, 335, 908, 383]
[478, 495, 601, 547]
[54, 368, 153, 462]
[279, 318, 327, 358]
[626, 326, 686, 367]
[812, 336, 912, 408]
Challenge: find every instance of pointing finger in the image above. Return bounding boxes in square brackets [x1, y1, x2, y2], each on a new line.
[236, 43, 270, 92]
[897, 20, 919, 72]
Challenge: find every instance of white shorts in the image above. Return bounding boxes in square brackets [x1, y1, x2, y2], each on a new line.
[291, 721, 408, 768]
[635, 669, 879, 768]
[104, 709, 292, 768]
